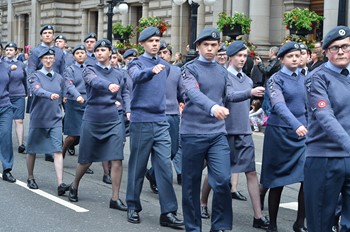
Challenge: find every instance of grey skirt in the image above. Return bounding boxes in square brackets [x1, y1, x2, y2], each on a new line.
[26, 127, 63, 154]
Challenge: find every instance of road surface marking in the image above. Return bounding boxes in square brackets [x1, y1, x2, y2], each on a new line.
[280, 202, 298, 211]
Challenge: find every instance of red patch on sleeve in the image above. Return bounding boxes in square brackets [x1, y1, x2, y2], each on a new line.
[195, 83, 200, 89]
[34, 84, 40, 89]
[317, 100, 327, 108]
[69, 80, 73, 85]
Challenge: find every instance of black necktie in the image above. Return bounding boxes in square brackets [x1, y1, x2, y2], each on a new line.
[91, 54, 95, 58]
[237, 73, 242, 79]
[341, 69, 349, 76]
[47, 73, 52, 77]
[152, 57, 156, 60]
[104, 67, 109, 71]
[292, 72, 297, 77]
[301, 69, 306, 75]
[80, 65, 84, 68]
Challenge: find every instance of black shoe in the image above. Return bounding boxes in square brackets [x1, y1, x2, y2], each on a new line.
[68, 147, 75, 156]
[145, 171, 158, 194]
[85, 168, 94, 174]
[253, 215, 270, 229]
[110, 198, 127, 211]
[293, 223, 308, 232]
[160, 212, 184, 228]
[210, 230, 225, 232]
[127, 209, 140, 224]
[2, 171, 16, 183]
[332, 225, 339, 232]
[103, 174, 112, 184]
[27, 179, 39, 189]
[57, 183, 70, 196]
[68, 185, 78, 202]
[177, 174, 182, 185]
[18, 144, 25, 153]
[201, 206, 210, 219]
[266, 226, 278, 232]
[45, 156, 54, 162]
[231, 191, 247, 201]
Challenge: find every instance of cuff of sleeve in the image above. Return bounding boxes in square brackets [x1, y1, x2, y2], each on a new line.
[210, 104, 219, 117]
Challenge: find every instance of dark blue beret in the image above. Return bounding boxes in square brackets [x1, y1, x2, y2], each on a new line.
[277, 42, 301, 58]
[159, 40, 172, 54]
[322, 26, 350, 49]
[194, 27, 220, 44]
[39, 48, 55, 58]
[4, 42, 17, 50]
[226, 41, 247, 57]
[72, 44, 86, 55]
[218, 44, 227, 52]
[123, 49, 138, 59]
[138, 26, 161, 42]
[40, 25, 54, 35]
[111, 46, 118, 55]
[55, 34, 67, 42]
[83, 32, 97, 42]
[93, 39, 112, 52]
[298, 43, 309, 50]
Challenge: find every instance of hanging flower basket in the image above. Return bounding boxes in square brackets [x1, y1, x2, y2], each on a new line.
[137, 16, 170, 34]
[222, 25, 243, 37]
[283, 8, 324, 35]
[113, 32, 130, 41]
[217, 12, 252, 35]
[112, 22, 135, 41]
[288, 23, 315, 36]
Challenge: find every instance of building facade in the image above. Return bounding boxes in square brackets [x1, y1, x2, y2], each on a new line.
[0, 0, 348, 55]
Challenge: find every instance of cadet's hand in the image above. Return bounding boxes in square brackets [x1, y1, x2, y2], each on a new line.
[152, 64, 165, 74]
[51, 93, 60, 100]
[296, 125, 308, 137]
[108, 83, 120, 93]
[251, 86, 265, 97]
[76, 96, 85, 104]
[115, 101, 121, 107]
[126, 112, 130, 121]
[63, 97, 67, 103]
[214, 106, 230, 120]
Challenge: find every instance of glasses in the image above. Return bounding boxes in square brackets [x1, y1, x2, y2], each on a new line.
[216, 53, 227, 57]
[328, 44, 350, 54]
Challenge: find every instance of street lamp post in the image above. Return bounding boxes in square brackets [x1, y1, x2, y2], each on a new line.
[173, 0, 217, 62]
[106, 0, 129, 42]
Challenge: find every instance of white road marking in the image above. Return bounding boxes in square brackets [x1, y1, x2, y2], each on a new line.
[1, 174, 89, 213]
[280, 202, 298, 211]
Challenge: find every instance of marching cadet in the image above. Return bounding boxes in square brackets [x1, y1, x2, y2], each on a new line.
[126, 26, 183, 228]
[26, 48, 69, 196]
[68, 39, 127, 212]
[304, 25, 350, 232]
[4, 42, 27, 154]
[54, 34, 75, 67]
[298, 43, 309, 76]
[83, 32, 98, 66]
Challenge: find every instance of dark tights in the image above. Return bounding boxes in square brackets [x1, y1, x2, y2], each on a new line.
[62, 136, 78, 158]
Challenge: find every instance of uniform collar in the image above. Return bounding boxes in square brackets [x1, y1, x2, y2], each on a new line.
[325, 61, 350, 74]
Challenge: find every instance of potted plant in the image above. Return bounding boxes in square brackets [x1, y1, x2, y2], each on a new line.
[283, 8, 324, 36]
[137, 16, 170, 35]
[112, 22, 135, 41]
[217, 12, 252, 39]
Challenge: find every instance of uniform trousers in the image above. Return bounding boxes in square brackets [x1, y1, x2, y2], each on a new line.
[0, 105, 14, 171]
[126, 121, 178, 214]
[304, 157, 350, 232]
[181, 133, 232, 232]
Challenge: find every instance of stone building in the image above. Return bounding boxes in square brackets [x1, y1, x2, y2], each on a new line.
[0, 0, 348, 55]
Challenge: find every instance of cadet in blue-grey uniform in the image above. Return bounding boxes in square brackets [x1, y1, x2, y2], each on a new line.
[260, 42, 308, 232]
[304, 25, 350, 232]
[62, 44, 87, 158]
[0, 56, 16, 183]
[4, 42, 27, 154]
[54, 34, 75, 67]
[68, 39, 127, 212]
[224, 41, 269, 229]
[83, 32, 97, 66]
[123, 48, 138, 69]
[297, 43, 309, 76]
[126, 26, 183, 228]
[145, 40, 185, 192]
[26, 48, 69, 195]
[180, 28, 265, 232]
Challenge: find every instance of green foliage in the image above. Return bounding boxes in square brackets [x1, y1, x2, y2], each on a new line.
[283, 8, 324, 30]
[137, 16, 170, 34]
[112, 22, 135, 38]
[217, 12, 252, 35]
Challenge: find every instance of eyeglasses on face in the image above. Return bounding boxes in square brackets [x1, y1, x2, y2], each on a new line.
[328, 44, 350, 54]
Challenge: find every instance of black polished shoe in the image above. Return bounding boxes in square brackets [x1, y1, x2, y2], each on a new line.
[210, 230, 225, 232]
[201, 206, 210, 219]
[160, 212, 184, 228]
[231, 191, 247, 201]
[266, 226, 278, 232]
[253, 215, 270, 229]
[110, 198, 127, 211]
[145, 171, 158, 194]
[103, 174, 112, 184]
[127, 209, 140, 224]
[45, 156, 54, 162]
[293, 222, 308, 232]
[68, 185, 78, 202]
[85, 168, 94, 174]
[2, 171, 16, 183]
[57, 183, 70, 196]
[68, 147, 75, 156]
[27, 179, 39, 189]
[177, 174, 182, 185]
[18, 144, 26, 153]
